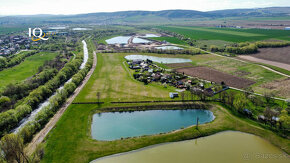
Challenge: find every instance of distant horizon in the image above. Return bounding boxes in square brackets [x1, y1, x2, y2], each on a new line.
[0, 6, 290, 17]
[0, 0, 289, 16]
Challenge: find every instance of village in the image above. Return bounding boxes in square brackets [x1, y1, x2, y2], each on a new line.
[126, 58, 228, 99]
[0, 35, 32, 56]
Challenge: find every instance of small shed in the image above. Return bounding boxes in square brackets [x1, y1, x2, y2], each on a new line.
[169, 92, 179, 99]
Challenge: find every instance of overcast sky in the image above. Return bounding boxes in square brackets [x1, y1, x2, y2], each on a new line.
[0, 0, 289, 15]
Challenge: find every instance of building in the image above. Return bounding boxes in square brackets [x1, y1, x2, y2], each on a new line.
[169, 92, 179, 99]
[285, 27, 290, 30]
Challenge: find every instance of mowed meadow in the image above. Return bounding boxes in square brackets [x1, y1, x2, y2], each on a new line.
[0, 52, 58, 90]
[74, 53, 177, 103]
[157, 26, 290, 42]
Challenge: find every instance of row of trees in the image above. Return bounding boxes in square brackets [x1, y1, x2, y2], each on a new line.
[0, 51, 83, 137]
[0, 51, 38, 70]
[210, 41, 290, 54]
[0, 52, 70, 113]
[0, 69, 57, 112]
[255, 41, 290, 48]
[18, 48, 93, 143]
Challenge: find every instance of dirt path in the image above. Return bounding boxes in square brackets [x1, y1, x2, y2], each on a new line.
[239, 55, 290, 71]
[26, 51, 97, 154]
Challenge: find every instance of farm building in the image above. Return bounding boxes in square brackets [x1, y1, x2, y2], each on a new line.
[169, 92, 179, 99]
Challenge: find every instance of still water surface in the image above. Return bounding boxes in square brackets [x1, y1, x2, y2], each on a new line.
[91, 109, 214, 141]
[92, 131, 289, 163]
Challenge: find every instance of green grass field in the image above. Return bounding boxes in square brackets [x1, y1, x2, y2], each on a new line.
[0, 52, 58, 90]
[74, 53, 177, 103]
[157, 26, 290, 42]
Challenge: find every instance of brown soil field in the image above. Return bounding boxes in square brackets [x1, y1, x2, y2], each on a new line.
[165, 63, 194, 69]
[176, 66, 255, 89]
[254, 46, 290, 65]
[261, 78, 290, 98]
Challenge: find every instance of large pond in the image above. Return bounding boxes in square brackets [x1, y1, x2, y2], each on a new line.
[92, 131, 289, 163]
[105, 36, 131, 44]
[155, 45, 183, 50]
[91, 109, 214, 141]
[125, 55, 192, 63]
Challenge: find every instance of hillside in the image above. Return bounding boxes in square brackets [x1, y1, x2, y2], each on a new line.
[0, 7, 290, 25]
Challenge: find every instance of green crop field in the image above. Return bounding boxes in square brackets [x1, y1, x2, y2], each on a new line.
[157, 26, 290, 42]
[0, 52, 58, 90]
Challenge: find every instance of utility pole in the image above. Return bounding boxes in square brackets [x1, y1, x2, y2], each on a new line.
[97, 92, 100, 104]
[196, 116, 199, 129]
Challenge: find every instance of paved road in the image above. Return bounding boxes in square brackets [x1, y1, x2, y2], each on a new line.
[26, 51, 97, 154]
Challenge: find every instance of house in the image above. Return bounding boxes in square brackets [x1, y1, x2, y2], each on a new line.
[169, 92, 179, 99]
[204, 88, 215, 97]
[243, 109, 252, 117]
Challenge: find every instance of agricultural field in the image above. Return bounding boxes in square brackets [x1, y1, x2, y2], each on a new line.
[0, 52, 58, 90]
[187, 54, 288, 97]
[157, 26, 290, 42]
[176, 66, 255, 89]
[251, 47, 290, 65]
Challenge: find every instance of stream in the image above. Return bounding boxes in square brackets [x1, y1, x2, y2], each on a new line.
[12, 40, 89, 133]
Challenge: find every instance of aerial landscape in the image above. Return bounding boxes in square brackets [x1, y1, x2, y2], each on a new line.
[0, 0, 289, 162]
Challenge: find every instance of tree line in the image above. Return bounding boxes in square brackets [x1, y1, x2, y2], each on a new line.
[210, 41, 290, 54]
[0, 51, 38, 71]
[0, 50, 83, 137]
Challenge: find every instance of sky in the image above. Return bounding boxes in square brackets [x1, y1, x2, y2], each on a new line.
[0, 0, 289, 15]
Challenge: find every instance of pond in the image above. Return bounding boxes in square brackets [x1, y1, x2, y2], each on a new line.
[125, 55, 192, 63]
[105, 36, 131, 44]
[155, 46, 183, 50]
[143, 34, 160, 37]
[72, 28, 91, 31]
[91, 109, 214, 141]
[92, 131, 289, 163]
[132, 38, 151, 43]
[48, 26, 67, 30]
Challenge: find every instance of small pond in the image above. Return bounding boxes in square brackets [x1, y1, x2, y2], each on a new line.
[72, 28, 91, 31]
[155, 46, 183, 50]
[105, 36, 131, 44]
[143, 34, 160, 37]
[92, 131, 289, 163]
[91, 109, 214, 141]
[48, 26, 67, 30]
[132, 38, 151, 43]
[125, 55, 192, 63]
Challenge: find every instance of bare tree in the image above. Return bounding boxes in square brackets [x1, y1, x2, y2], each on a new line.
[0, 134, 29, 163]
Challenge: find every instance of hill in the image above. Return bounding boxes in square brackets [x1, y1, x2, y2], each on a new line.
[0, 7, 289, 25]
